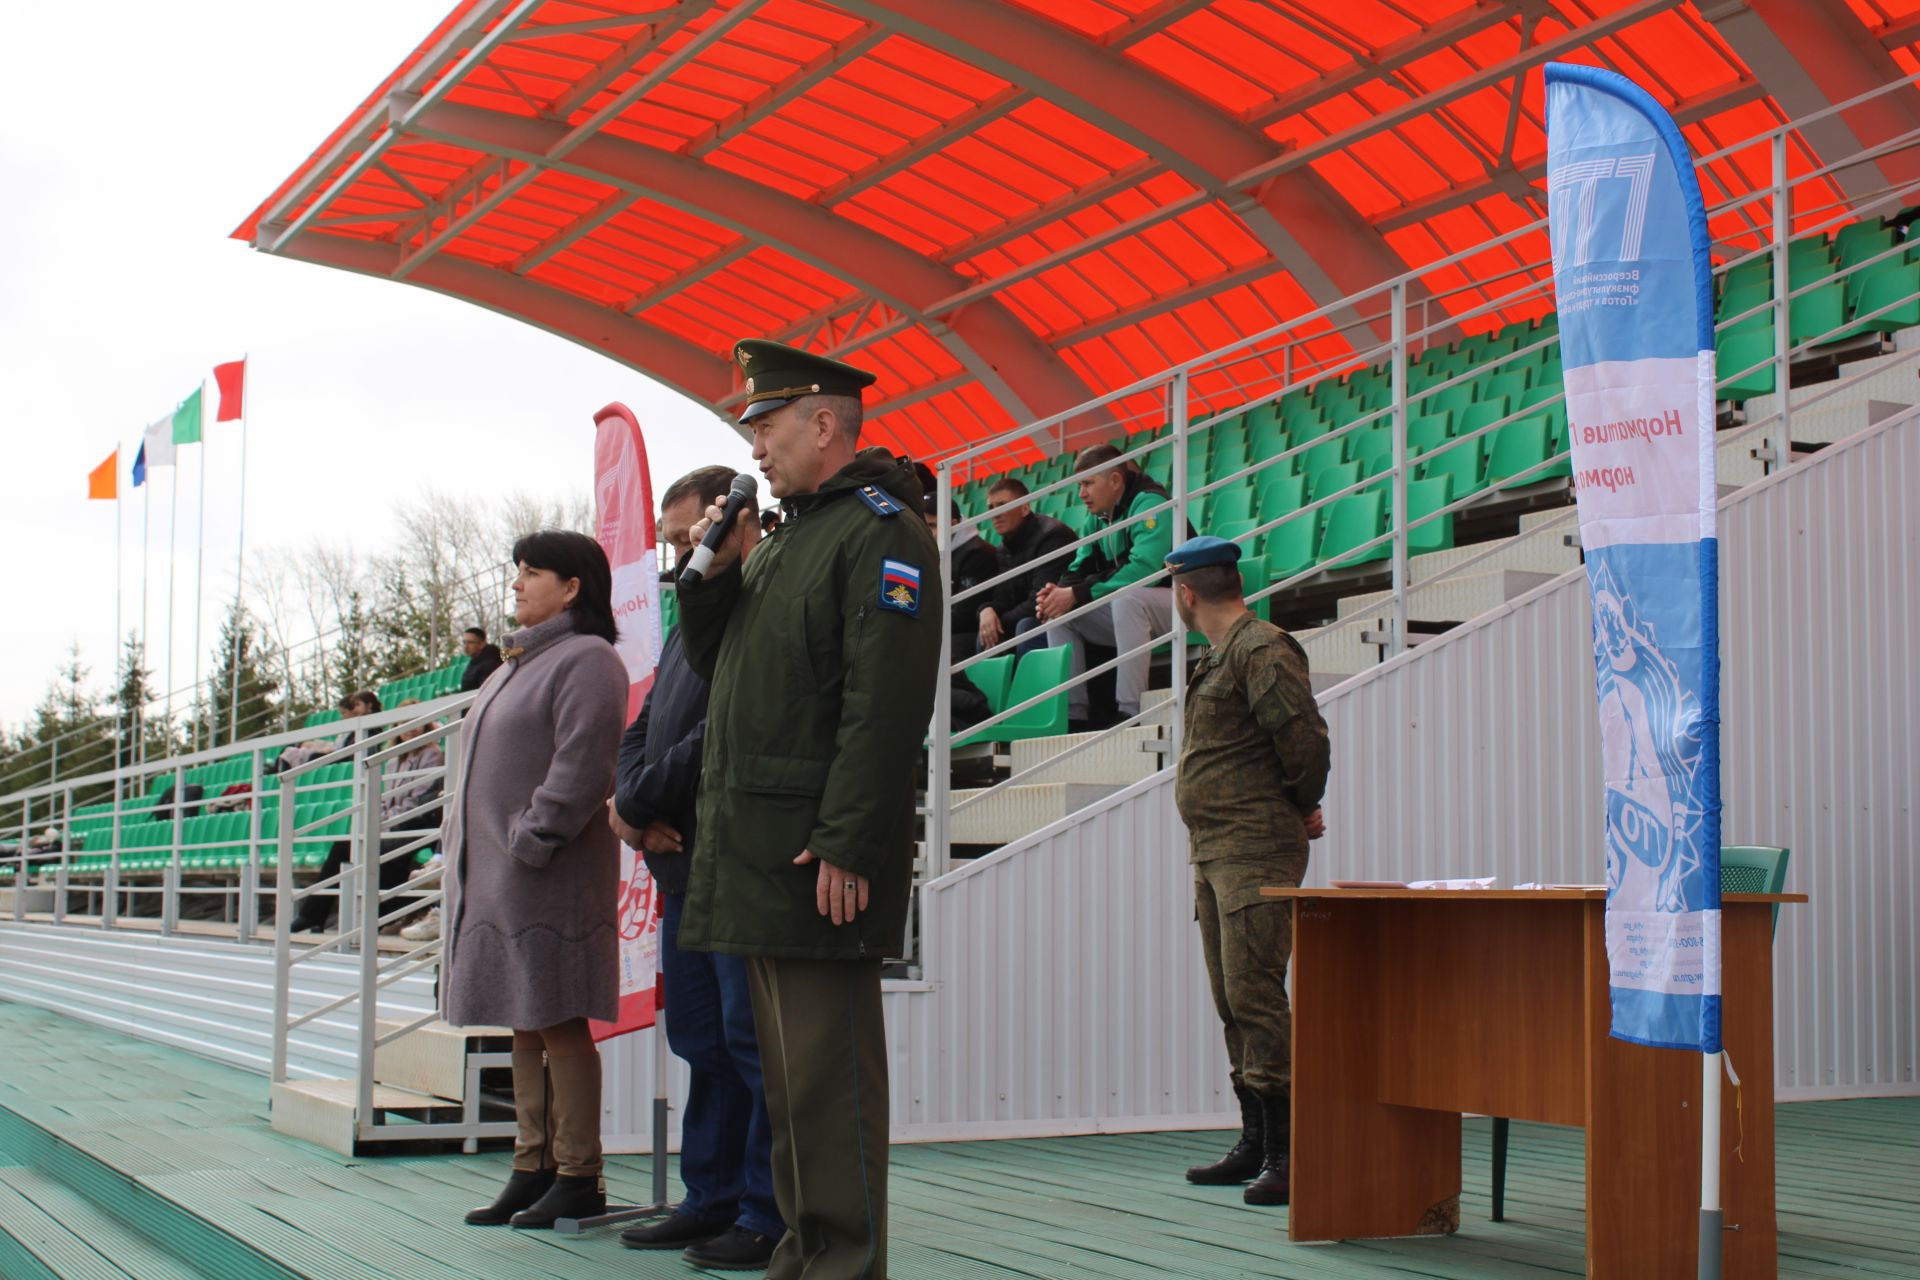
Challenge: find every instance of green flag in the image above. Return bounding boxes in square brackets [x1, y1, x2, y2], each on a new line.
[172, 387, 203, 445]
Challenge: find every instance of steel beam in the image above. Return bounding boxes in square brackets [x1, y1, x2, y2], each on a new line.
[274, 233, 735, 407]
[401, 101, 1101, 424]
[1702, 0, 1920, 198]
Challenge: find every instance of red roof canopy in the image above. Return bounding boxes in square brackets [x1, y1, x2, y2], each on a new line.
[240, 0, 1920, 466]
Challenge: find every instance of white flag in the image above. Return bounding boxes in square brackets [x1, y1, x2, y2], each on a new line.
[141, 415, 177, 470]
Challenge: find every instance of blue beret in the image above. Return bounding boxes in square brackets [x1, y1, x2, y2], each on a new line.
[1166, 535, 1241, 574]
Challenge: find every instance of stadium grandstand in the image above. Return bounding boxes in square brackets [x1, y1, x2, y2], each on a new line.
[2, 2, 1918, 1277]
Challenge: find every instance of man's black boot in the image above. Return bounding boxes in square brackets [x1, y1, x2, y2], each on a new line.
[1186, 1083, 1263, 1185]
[682, 1225, 780, 1271]
[464, 1169, 554, 1225]
[619, 1209, 725, 1250]
[1244, 1090, 1290, 1206]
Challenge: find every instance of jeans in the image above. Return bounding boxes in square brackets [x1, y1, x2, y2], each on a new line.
[661, 890, 784, 1237]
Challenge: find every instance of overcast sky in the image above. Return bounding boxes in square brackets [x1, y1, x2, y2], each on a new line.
[0, 1, 757, 727]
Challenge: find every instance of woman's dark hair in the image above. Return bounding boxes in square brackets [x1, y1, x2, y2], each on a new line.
[512, 529, 619, 646]
[354, 690, 383, 713]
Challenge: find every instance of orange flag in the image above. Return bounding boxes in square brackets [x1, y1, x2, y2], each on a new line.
[87, 450, 118, 501]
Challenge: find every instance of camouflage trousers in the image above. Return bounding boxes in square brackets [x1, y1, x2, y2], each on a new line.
[1193, 851, 1307, 1097]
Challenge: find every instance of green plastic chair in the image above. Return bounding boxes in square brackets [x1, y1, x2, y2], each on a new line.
[1419, 436, 1485, 496]
[1789, 280, 1848, 347]
[1485, 416, 1554, 489]
[1716, 327, 1777, 401]
[1207, 485, 1255, 528]
[965, 655, 1015, 715]
[1317, 491, 1388, 568]
[1265, 512, 1318, 581]
[1840, 260, 1920, 338]
[955, 647, 1072, 746]
[1720, 845, 1791, 937]
[1407, 412, 1452, 457]
[1402, 475, 1456, 554]
[1256, 471, 1307, 524]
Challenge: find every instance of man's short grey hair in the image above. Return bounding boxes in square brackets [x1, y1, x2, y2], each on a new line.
[792, 393, 863, 443]
[661, 464, 738, 512]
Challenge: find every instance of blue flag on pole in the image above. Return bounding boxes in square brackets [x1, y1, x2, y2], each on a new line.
[1545, 63, 1723, 1053]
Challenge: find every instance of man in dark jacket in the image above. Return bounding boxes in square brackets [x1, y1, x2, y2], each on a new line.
[976, 477, 1075, 657]
[923, 495, 1000, 659]
[1036, 444, 1179, 727]
[679, 338, 943, 1280]
[458, 627, 503, 691]
[608, 467, 783, 1269]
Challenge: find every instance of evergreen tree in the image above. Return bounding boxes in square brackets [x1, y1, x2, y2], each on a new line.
[205, 604, 282, 749]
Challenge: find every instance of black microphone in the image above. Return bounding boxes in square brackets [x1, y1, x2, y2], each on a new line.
[679, 473, 759, 585]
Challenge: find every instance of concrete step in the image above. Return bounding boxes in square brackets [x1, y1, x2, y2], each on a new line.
[270, 1077, 457, 1156]
[1007, 727, 1167, 786]
[1719, 396, 1909, 488]
[949, 782, 1122, 847]
[1300, 569, 1558, 681]
[373, 1018, 509, 1102]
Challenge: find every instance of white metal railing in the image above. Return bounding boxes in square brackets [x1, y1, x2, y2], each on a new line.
[926, 70, 1920, 879]
[0, 560, 514, 800]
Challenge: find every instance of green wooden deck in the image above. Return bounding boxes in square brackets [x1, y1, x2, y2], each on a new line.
[0, 1000, 1913, 1279]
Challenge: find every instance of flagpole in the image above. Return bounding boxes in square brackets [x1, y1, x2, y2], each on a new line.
[115, 468, 124, 771]
[1700, 1051, 1722, 1277]
[192, 379, 208, 752]
[165, 462, 178, 742]
[141, 477, 150, 766]
[229, 357, 249, 745]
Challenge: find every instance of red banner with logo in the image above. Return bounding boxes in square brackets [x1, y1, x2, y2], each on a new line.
[590, 402, 665, 1041]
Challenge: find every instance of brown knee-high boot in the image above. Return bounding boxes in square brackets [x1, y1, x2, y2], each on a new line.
[510, 1049, 607, 1228]
[465, 1046, 555, 1225]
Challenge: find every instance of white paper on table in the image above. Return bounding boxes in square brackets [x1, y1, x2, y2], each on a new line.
[1406, 877, 1497, 890]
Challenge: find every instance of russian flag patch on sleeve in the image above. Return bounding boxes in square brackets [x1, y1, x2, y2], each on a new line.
[878, 559, 922, 615]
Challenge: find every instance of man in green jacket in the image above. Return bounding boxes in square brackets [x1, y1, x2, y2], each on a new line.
[1034, 442, 1178, 728]
[678, 338, 943, 1280]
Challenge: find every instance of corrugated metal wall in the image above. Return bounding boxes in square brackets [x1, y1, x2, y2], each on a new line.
[1309, 409, 1919, 1099]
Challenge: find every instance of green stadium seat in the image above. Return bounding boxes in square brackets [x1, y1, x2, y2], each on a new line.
[1457, 395, 1513, 441]
[1351, 426, 1395, 477]
[1255, 471, 1307, 524]
[964, 655, 1015, 715]
[1288, 415, 1331, 447]
[1207, 485, 1255, 528]
[1209, 440, 1251, 483]
[1719, 281, 1772, 335]
[1239, 557, 1272, 622]
[1299, 436, 1346, 478]
[1485, 416, 1557, 489]
[1420, 436, 1486, 496]
[1318, 492, 1388, 568]
[1789, 281, 1848, 346]
[1248, 417, 1288, 462]
[1419, 380, 1476, 418]
[1403, 475, 1456, 554]
[1840, 259, 1920, 337]
[954, 647, 1072, 746]
[1264, 512, 1318, 582]
[1716, 327, 1777, 400]
[1408, 412, 1452, 457]
[1835, 220, 1895, 270]
[1309, 461, 1362, 508]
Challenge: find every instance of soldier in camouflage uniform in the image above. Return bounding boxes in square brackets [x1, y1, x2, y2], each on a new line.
[1166, 536, 1330, 1207]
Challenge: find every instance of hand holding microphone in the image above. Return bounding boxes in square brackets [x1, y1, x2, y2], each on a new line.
[681, 473, 759, 584]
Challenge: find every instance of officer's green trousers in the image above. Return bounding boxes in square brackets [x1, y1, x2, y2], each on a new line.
[747, 956, 889, 1280]
[1194, 851, 1307, 1097]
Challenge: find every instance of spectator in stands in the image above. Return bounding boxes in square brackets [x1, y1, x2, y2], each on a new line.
[758, 506, 781, 536]
[448, 530, 627, 1231]
[271, 694, 363, 773]
[289, 702, 446, 935]
[923, 497, 999, 661]
[608, 465, 782, 1269]
[352, 690, 383, 718]
[460, 626, 503, 692]
[977, 477, 1076, 657]
[1036, 444, 1179, 731]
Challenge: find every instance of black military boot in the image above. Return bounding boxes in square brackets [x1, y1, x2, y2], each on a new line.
[1244, 1090, 1290, 1206]
[1186, 1083, 1264, 1185]
[509, 1174, 606, 1229]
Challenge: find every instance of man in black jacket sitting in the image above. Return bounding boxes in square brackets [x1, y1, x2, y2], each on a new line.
[977, 477, 1076, 657]
[607, 465, 783, 1270]
[457, 627, 503, 691]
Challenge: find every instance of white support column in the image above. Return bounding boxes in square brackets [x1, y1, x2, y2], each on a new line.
[930, 461, 954, 884]
[1169, 371, 1190, 754]
[1772, 132, 1793, 466]
[1390, 282, 1412, 657]
[356, 759, 385, 1141]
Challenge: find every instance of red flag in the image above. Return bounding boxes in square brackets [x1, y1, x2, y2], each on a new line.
[213, 359, 246, 422]
[589, 401, 665, 1042]
[88, 450, 118, 500]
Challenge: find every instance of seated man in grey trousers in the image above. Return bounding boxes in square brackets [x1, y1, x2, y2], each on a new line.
[1033, 444, 1178, 731]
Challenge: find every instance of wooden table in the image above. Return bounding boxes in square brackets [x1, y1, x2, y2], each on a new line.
[1262, 888, 1806, 1279]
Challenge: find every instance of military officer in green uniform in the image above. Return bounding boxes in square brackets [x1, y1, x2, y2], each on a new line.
[677, 338, 943, 1280]
[1167, 535, 1330, 1207]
